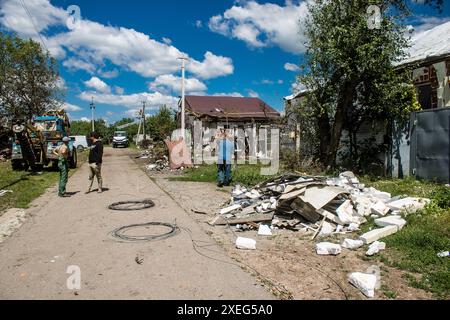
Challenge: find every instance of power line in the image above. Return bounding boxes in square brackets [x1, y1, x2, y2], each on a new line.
[18, 0, 49, 52]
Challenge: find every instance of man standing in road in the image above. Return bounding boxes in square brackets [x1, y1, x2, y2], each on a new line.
[86, 132, 104, 194]
[53, 136, 70, 197]
[216, 127, 234, 188]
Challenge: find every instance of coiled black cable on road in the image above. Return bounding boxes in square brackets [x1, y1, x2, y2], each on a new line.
[108, 199, 155, 211]
[111, 222, 179, 242]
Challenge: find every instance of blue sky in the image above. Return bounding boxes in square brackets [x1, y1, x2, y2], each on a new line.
[1, 0, 449, 123]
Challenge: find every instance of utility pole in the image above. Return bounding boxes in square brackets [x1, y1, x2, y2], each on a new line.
[90, 96, 95, 132]
[142, 100, 146, 141]
[178, 57, 188, 140]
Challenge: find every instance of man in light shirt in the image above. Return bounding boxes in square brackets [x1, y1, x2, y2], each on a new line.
[216, 127, 234, 188]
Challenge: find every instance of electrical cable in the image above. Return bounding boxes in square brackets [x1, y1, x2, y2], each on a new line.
[18, 0, 49, 52]
[111, 221, 179, 242]
[108, 199, 155, 211]
[140, 168, 349, 299]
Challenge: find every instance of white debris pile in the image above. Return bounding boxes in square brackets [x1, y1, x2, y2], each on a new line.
[136, 145, 180, 173]
[212, 172, 430, 245]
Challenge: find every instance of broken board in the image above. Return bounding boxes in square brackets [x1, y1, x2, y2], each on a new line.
[209, 212, 274, 226]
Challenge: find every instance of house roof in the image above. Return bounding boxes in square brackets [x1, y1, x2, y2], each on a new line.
[284, 89, 309, 101]
[183, 95, 280, 120]
[399, 20, 450, 66]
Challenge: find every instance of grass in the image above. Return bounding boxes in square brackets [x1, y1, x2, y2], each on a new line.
[169, 164, 275, 186]
[381, 284, 398, 299]
[0, 150, 88, 215]
[361, 176, 450, 298]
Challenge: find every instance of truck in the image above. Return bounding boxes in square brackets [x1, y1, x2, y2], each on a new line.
[11, 109, 78, 171]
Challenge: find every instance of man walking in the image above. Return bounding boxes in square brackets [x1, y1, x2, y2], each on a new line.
[53, 136, 70, 197]
[216, 127, 234, 188]
[86, 132, 103, 194]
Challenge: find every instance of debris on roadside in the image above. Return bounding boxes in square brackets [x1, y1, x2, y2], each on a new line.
[365, 241, 386, 256]
[236, 237, 257, 250]
[341, 238, 364, 250]
[0, 190, 13, 197]
[348, 271, 377, 298]
[316, 242, 341, 255]
[437, 251, 449, 258]
[135, 142, 185, 173]
[258, 224, 273, 236]
[214, 172, 429, 244]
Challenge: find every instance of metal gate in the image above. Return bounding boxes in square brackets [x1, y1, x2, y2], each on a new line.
[410, 108, 450, 184]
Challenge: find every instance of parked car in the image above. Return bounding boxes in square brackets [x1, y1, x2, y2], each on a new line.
[70, 135, 89, 151]
[112, 131, 129, 148]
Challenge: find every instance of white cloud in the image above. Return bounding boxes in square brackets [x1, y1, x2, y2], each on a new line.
[247, 89, 259, 98]
[188, 51, 234, 79]
[84, 77, 111, 93]
[261, 79, 274, 85]
[408, 16, 450, 36]
[212, 92, 244, 97]
[284, 62, 300, 72]
[277, 79, 284, 84]
[79, 117, 91, 122]
[79, 91, 179, 109]
[208, 1, 309, 53]
[56, 77, 67, 90]
[63, 57, 96, 74]
[98, 69, 119, 79]
[162, 37, 172, 45]
[232, 23, 265, 47]
[149, 74, 207, 95]
[63, 102, 82, 112]
[0, 0, 234, 80]
[195, 20, 203, 28]
[114, 86, 125, 95]
[0, 0, 67, 37]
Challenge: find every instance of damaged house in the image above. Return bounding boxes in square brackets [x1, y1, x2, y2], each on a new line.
[284, 21, 450, 183]
[178, 95, 281, 160]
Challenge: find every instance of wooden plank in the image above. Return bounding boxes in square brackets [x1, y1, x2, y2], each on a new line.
[209, 212, 274, 225]
[290, 198, 321, 222]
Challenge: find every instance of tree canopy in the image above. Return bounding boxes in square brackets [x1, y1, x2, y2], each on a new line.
[0, 32, 62, 123]
[297, 0, 421, 169]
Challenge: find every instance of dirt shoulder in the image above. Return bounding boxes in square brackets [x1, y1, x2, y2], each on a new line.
[146, 168, 434, 300]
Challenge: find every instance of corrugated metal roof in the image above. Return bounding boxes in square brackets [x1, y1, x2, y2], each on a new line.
[399, 20, 450, 66]
[184, 95, 280, 120]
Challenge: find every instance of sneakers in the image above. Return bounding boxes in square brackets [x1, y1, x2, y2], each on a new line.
[217, 183, 224, 188]
[97, 188, 103, 193]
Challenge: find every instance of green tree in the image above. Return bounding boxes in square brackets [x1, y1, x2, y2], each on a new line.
[297, 0, 421, 169]
[0, 32, 61, 122]
[70, 119, 110, 141]
[146, 105, 176, 142]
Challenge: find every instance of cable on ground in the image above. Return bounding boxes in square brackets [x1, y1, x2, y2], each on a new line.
[108, 199, 155, 211]
[111, 221, 179, 242]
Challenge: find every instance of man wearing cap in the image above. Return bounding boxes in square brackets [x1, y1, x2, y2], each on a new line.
[86, 132, 103, 194]
[53, 136, 70, 197]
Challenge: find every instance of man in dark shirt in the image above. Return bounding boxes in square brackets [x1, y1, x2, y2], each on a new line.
[86, 132, 104, 194]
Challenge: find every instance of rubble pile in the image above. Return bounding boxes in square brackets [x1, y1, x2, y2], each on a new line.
[136, 145, 175, 173]
[212, 171, 430, 244]
[211, 171, 431, 298]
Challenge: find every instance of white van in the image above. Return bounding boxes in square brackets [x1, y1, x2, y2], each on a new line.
[70, 136, 89, 151]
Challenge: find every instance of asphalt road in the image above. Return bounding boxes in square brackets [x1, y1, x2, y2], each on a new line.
[0, 148, 273, 299]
